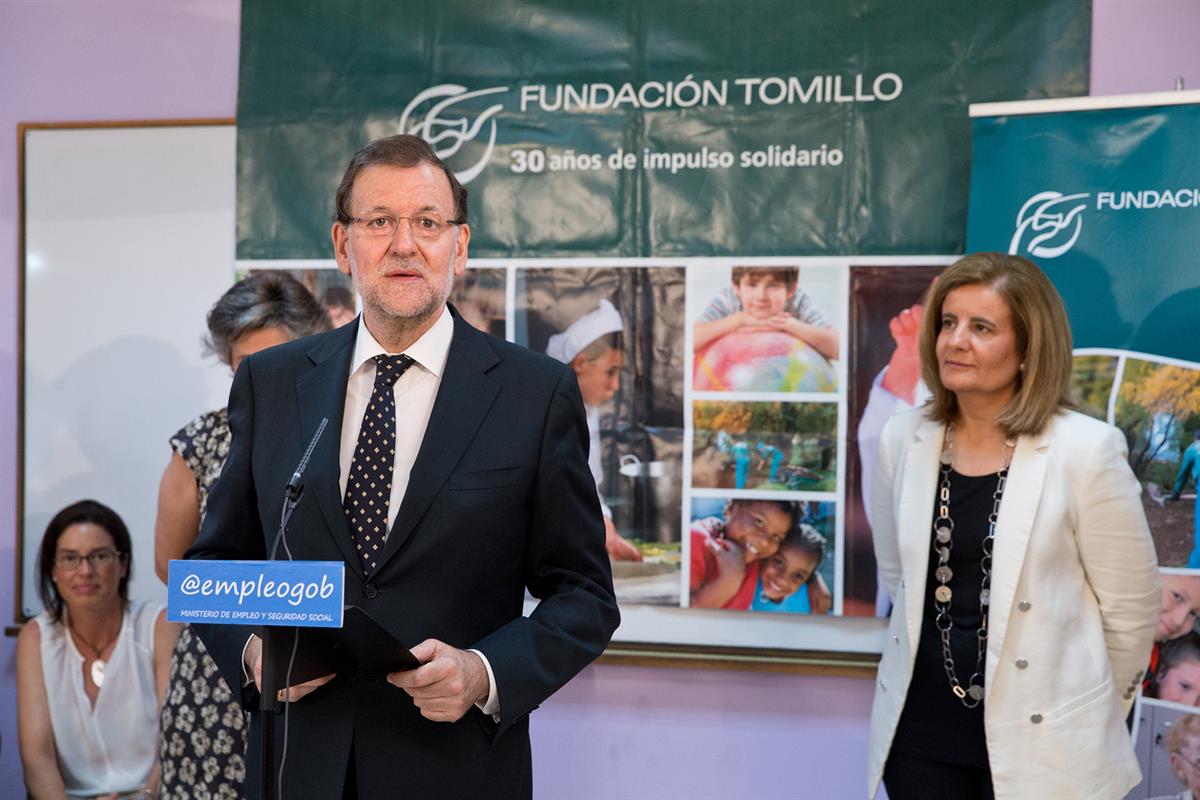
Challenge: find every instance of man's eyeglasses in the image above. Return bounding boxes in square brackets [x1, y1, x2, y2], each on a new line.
[53, 548, 125, 571]
[347, 213, 462, 240]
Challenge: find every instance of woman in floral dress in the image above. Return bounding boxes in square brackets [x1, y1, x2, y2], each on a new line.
[154, 272, 332, 799]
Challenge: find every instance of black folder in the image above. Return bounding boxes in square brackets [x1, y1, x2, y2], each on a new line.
[260, 604, 422, 689]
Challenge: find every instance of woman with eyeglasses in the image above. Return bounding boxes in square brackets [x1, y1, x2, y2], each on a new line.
[17, 499, 179, 800]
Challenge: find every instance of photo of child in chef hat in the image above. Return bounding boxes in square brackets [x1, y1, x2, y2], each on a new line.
[547, 299, 643, 562]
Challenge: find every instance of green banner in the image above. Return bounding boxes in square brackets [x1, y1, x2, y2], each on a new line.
[967, 98, 1200, 577]
[236, 0, 1090, 260]
[968, 101, 1200, 363]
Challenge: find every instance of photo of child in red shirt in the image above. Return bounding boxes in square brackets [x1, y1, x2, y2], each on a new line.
[689, 498, 799, 609]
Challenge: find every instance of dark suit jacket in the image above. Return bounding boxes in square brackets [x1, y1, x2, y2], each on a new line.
[188, 310, 619, 799]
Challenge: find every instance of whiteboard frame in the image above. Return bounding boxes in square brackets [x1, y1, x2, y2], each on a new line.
[17, 119, 237, 628]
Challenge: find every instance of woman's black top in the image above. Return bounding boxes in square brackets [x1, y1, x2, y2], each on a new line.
[891, 469, 1001, 768]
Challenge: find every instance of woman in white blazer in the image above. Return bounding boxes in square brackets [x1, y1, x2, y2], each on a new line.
[868, 253, 1160, 799]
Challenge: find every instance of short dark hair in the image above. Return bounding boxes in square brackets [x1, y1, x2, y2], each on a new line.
[782, 523, 826, 571]
[725, 498, 802, 529]
[918, 252, 1074, 436]
[37, 500, 133, 621]
[333, 134, 468, 225]
[1158, 633, 1200, 680]
[731, 266, 798, 292]
[205, 271, 331, 366]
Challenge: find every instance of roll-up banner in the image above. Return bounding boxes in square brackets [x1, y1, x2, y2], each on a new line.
[966, 93, 1200, 586]
[234, 0, 1091, 651]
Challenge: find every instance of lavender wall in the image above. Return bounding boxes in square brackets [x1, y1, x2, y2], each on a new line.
[1091, 0, 1200, 95]
[2, 1, 1197, 796]
[0, 1, 242, 791]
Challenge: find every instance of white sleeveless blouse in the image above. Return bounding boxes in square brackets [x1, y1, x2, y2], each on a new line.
[36, 599, 162, 798]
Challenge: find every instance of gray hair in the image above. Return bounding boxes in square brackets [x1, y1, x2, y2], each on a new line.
[333, 134, 468, 225]
[204, 271, 331, 365]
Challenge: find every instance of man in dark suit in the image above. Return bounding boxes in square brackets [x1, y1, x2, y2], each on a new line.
[188, 134, 619, 799]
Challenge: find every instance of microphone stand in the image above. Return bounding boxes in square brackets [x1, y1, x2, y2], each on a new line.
[260, 417, 327, 800]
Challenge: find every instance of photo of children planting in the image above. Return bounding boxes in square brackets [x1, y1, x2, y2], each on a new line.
[691, 401, 837, 492]
[688, 497, 836, 615]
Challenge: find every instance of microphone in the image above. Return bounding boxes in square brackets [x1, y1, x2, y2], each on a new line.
[271, 417, 329, 563]
[266, 415, 330, 783]
[285, 417, 329, 503]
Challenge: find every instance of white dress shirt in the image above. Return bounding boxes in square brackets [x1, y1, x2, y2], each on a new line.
[338, 309, 453, 532]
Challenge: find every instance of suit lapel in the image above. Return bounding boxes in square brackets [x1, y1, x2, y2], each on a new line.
[295, 324, 358, 572]
[371, 314, 500, 576]
[898, 417, 945, 646]
[984, 424, 1051, 695]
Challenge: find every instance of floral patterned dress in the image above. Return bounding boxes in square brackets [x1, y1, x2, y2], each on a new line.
[159, 408, 248, 799]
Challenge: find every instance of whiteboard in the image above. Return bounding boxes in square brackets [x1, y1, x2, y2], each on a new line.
[21, 123, 237, 617]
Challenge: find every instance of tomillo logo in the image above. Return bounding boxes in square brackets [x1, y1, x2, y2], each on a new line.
[1008, 191, 1090, 259]
[400, 84, 508, 184]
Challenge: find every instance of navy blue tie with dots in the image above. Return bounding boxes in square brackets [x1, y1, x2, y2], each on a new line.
[344, 353, 414, 576]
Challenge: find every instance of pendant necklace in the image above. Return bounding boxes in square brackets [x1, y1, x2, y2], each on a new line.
[69, 623, 119, 688]
[932, 423, 1015, 708]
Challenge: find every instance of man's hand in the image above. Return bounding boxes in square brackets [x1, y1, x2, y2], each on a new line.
[388, 639, 489, 722]
[605, 517, 643, 562]
[244, 633, 335, 703]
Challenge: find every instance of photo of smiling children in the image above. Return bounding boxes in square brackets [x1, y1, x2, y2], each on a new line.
[689, 497, 800, 609]
[688, 497, 836, 614]
[691, 265, 840, 393]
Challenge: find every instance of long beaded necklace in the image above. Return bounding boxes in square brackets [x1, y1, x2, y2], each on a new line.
[932, 424, 1015, 708]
